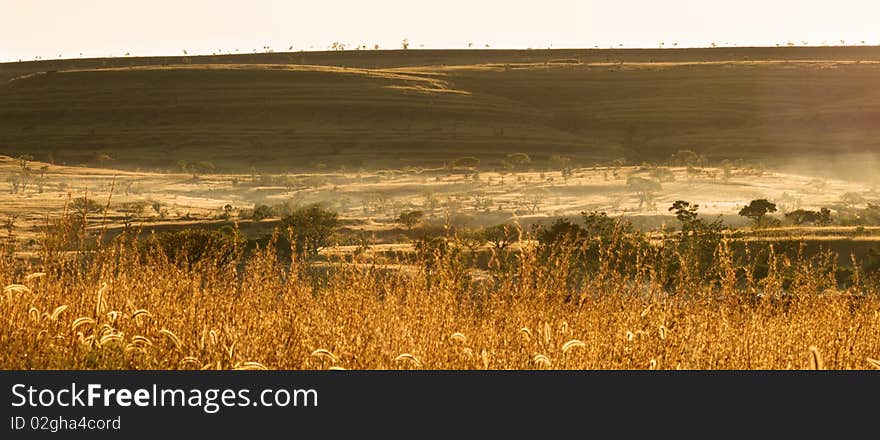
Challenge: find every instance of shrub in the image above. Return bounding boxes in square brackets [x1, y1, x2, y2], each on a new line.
[141, 228, 245, 268]
[537, 211, 647, 278]
[252, 204, 276, 221]
[70, 197, 104, 217]
[481, 224, 519, 251]
[739, 199, 777, 227]
[281, 205, 339, 257]
[396, 210, 424, 231]
[785, 208, 832, 226]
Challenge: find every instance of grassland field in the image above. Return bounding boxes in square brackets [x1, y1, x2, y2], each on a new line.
[4, 47, 880, 258]
[3, 48, 880, 370]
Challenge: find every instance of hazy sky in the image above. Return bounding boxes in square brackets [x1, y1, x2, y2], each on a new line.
[2, 0, 879, 61]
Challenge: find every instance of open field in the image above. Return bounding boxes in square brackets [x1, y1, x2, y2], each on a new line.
[3, 48, 880, 172]
[2, 153, 879, 247]
[3, 48, 880, 369]
[2, 209, 880, 370]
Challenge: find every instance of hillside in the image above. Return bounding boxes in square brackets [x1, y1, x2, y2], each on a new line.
[2, 48, 880, 171]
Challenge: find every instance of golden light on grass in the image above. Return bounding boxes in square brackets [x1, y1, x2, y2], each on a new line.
[394, 353, 423, 368]
[4, 284, 30, 295]
[531, 354, 550, 367]
[1, 211, 879, 371]
[180, 356, 200, 368]
[70, 317, 95, 331]
[808, 346, 825, 371]
[130, 335, 152, 347]
[234, 361, 268, 370]
[25, 272, 46, 281]
[132, 309, 152, 326]
[449, 332, 468, 344]
[561, 339, 586, 354]
[159, 329, 183, 352]
[99, 333, 123, 346]
[520, 327, 532, 342]
[310, 349, 338, 364]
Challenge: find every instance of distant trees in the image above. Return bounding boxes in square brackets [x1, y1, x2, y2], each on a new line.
[841, 192, 867, 208]
[6, 154, 34, 194]
[785, 208, 832, 226]
[669, 200, 699, 225]
[668, 200, 725, 239]
[251, 204, 275, 221]
[177, 160, 216, 178]
[396, 210, 424, 231]
[481, 224, 519, 251]
[649, 166, 675, 183]
[537, 218, 587, 246]
[739, 199, 777, 227]
[719, 159, 733, 182]
[536, 211, 646, 276]
[627, 177, 662, 210]
[550, 155, 573, 181]
[281, 205, 340, 257]
[71, 197, 104, 218]
[667, 201, 726, 276]
[668, 150, 706, 168]
[451, 157, 480, 179]
[452, 156, 480, 170]
[141, 228, 245, 268]
[221, 204, 234, 220]
[93, 153, 113, 167]
[503, 153, 531, 173]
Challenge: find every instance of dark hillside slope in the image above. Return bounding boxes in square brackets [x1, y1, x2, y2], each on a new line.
[2, 49, 880, 170]
[0, 65, 604, 169]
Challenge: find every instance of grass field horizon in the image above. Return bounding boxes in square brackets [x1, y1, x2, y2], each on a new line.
[3, 46, 880, 370]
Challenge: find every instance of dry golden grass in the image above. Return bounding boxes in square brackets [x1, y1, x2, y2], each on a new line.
[1, 222, 879, 371]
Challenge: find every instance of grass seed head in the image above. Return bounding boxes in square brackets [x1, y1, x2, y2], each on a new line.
[561, 339, 586, 354]
[808, 346, 825, 370]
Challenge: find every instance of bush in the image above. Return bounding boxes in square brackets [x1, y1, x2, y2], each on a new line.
[785, 208, 832, 226]
[739, 199, 777, 227]
[281, 205, 340, 257]
[252, 204, 276, 221]
[537, 211, 647, 278]
[396, 210, 424, 231]
[141, 228, 245, 268]
[71, 197, 104, 217]
[481, 224, 519, 251]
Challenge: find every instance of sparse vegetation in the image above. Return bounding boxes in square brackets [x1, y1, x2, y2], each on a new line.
[739, 199, 778, 227]
[3, 205, 880, 370]
[5, 49, 880, 371]
[396, 210, 424, 231]
[280, 204, 339, 257]
[627, 176, 662, 211]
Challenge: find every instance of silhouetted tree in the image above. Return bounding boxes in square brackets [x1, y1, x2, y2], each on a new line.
[481, 224, 518, 251]
[396, 210, 424, 231]
[739, 199, 777, 227]
[281, 205, 340, 257]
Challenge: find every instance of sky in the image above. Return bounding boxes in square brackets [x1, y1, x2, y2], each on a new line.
[2, 0, 879, 62]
